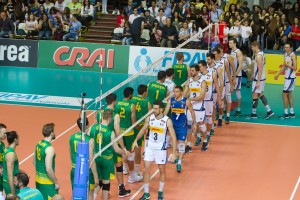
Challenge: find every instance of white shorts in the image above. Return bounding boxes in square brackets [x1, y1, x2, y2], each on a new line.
[225, 82, 231, 96]
[144, 146, 167, 165]
[204, 101, 213, 116]
[187, 109, 206, 124]
[252, 80, 265, 94]
[283, 78, 296, 92]
[234, 76, 242, 90]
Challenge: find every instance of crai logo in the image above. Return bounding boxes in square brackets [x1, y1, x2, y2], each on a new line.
[53, 46, 115, 68]
[268, 65, 300, 76]
[0, 44, 29, 62]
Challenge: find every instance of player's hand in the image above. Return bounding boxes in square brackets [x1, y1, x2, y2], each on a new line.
[274, 75, 278, 80]
[169, 153, 176, 163]
[232, 78, 236, 86]
[125, 150, 131, 158]
[255, 81, 260, 89]
[55, 183, 60, 190]
[131, 140, 138, 152]
[192, 123, 197, 132]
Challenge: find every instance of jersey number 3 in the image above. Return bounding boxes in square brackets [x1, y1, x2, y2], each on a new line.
[153, 133, 158, 141]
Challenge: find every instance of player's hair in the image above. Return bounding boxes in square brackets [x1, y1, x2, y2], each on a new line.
[285, 41, 293, 48]
[6, 131, 19, 145]
[102, 109, 113, 121]
[153, 100, 164, 108]
[124, 87, 134, 98]
[215, 43, 224, 49]
[138, 84, 147, 95]
[176, 52, 184, 61]
[229, 37, 237, 44]
[190, 64, 199, 71]
[42, 123, 55, 137]
[5, 193, 18, 200]
[212, 47, 221, 54]
[15, 172, 30, 187]
[198, 60, 207, 67]
[251, 41, 261, 50]
[174, 85, 183, 91]
[166, 68, 174, 77]
[76, 118, 89, 131]
[105, 93, 117, 105]
[206, 53, 215, 60]
[157, 70, 167, 81]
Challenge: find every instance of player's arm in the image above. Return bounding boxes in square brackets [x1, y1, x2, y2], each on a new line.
[236, 50, 244, 76]
[45, 146, 60, 189]
[114, 114, 126, 150]
[131, 104, 137, 125]
[274, 62, 285, 80]
[290, 53, 297, 71]
[132, 116, 150, 151]
[166, 119, 177, 161]
[217, 67, 224, 93]
[228, 55, 236, 78]
[111, 131, 130, 157]
[213, 71, 221, 98]
[187, 65, 191, 77]
[224, 60, 233, 89]
[186, 99, 196, 131]
[189, 81, 206, 102]
[163, 98, 171, 115]
[256, 54, 263, 84]
[89, 138, 99, 188]
[183, 81, 190, 98]
[6, 152, 16, 194]
[148, 101, 152, 111]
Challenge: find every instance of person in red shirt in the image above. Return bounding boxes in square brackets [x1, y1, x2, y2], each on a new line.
[290, 17, 300, 51]
[116, 10, 127, 27]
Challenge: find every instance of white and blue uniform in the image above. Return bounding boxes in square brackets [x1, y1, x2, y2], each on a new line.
[231, 48, 242, 90]
[222, 54, 231, 96]
[252, 51, 266, 93]
[283, 52, 296, 92]
[201, 69, 214, 116]
[171, 97, 188, 141]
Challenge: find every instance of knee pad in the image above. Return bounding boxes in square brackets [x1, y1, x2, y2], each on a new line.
[199, 124, 207, 133]
[116, 165, 123, 173]
[177, 143, 185, 153]
[127, 152, 135, 161]
[99, 180, 103, 188]
[236, 90, 241, 99]
[226, 94, 232, 103]
[206, 117, 213, 125]
[102, 183, 110, 191]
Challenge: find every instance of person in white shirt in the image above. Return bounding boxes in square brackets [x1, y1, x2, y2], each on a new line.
[81, 0, 94, 24]
[43, 0, 54, 13]
[148, 0, 159, 17]
[240, 19, 252, 51]
[128, 7, 140, 24]
[156, 8, 166, 27]
[229, 19, 240, 43]
[241, 50, 252, 88]
[55, 0, 67, 14]
[163, 68, 175, 96]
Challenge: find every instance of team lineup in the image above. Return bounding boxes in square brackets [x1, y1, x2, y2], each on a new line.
[0, 40, 297, 200]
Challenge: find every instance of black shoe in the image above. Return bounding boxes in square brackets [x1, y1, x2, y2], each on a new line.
[201, 142, 208, 151]
[264, 111, 274, 120]
[225, 116, 230, 124]
[290, 113, 296, 118]
[119, 185, 131, 198]
[234, 111, 242, 117]
[251, 113, 257, 119]
[279, 114, 289, 120]
[217, 119, 222, 127]
[185, 145, 192, 153]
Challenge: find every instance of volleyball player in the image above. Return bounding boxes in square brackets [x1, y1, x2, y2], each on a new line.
[172, 52, 190, 86]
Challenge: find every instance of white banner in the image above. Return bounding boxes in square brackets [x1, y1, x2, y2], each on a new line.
[128, 46, 208, 75]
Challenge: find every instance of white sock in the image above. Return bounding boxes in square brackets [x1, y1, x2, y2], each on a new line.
[290, 108, 294, 114]
[144, 183, 150, 193]
[219, 114, 223, 119]
[187, 142, 191, 146]
[284, 108, 288, 114]
[159, 182, 165, 192]
[237, 107, 240, 111]
[197, 133, 201, 138]
[130, 171, 135, 178]
[135, 164, 140, 173]
[94, 192, 97, 200]
[265, 105, 271, 112]
[178, 159, 182, 165]
[226, 112, 230, 117]
[206, 131, 210, 136]
[204, 138, 208, 142]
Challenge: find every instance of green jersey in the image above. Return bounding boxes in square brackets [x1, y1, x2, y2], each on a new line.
[3, 147, 19, 183]
[0, 141, 5, 167]
[94, 125, 114, 159]
[172, 63, 188, 86]
[130, 96, 149, 125]
[148, 82, 168, 105]
[35, 140, 55, 185]
[69, 132, 90, 168]
[114, 100, 133, 129]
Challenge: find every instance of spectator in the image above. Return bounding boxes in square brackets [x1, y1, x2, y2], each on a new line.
[195, 0, 204, 10]
[124, 0, 133, 16]
[81, 0, 94, 26]
[161, 17, 177, 47]
[6, 0, 16, 21]
[149, 19, 162, 46]
[128, 7, 139, 24]
[173, 1, 187, 21]
[189, 22, 201, 49]
[0, 11, 14, 38]
[187, 3, 197, 21]
[271, 0, 283, 11]
[290, 17, 300, 51]
[200, 5, 210, 23]
[102, 0, 108, 14]
[35, 5, 46, 21]
[122, 21, 132, 45]
[63, 14, 82, 41]
[241, 50, 252, 88]
[61, 7, 72, 28]
[52, 16, 64, 40]
[44, 0, 54, 13]
[210, 3, 223, 23]
[55, 0, 67, 14]
[266, 16, 279, 50]
[130, 14, 144, 45]
[68, 0, 82, 15]
[162, 1, 171, 18]
[14, 172, 43, 199]
[116, 10, 127, 27]
[25, 13, 38, 39]
[49, 7, 58, 18]
[171, 11, 182, 31]
[178, 21, 190, 44]
[38, 13, 52, 39]
[229, 19, 240, 43]
[274, 34, 289, 50]
[156, 8, 166, 27]
[240, 19, 252, 51]
[148, 0, 158, 17]
[89, 0, 100, 23]
[143, 10, 154, 30]
[240, 1, 250, 14]
[229, 3, 237, 17]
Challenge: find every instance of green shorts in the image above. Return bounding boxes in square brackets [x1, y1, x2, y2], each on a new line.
[3, 181, 19, 195]
[36, 182, 58, 200]
[113, 151, 122, 164]
[134, 128, 144, 147]
[95, 156, 115, 180]
[70, 168, 95, 190]
[123, 135, 136, 150]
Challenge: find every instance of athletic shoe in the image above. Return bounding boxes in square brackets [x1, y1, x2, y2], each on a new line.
[290, 113, 296, 118]
[158, 191, 164, 200]
[123, 164, 129, 175]
[201, 142, 208, 151]
[279, 114, 289, 120]
[247, 113, 257, 119]
[264, 111, 274, 120]
[225, 116, 230, 124]
[136, 171, 143, 177]
[139, 193, 150, 200]
[234, 111, 242, 117]
[177, 164, 182, 173]
[128, 174, 143, 183]
[194, 137, 201, 146]
[119, 185, 131, 198]
[217, 119, 222, 127]
[207, 135, 211, 143]
[210, 129, 215, 136]
[185, 145, 192, 153]
[213, 123, 217, 128]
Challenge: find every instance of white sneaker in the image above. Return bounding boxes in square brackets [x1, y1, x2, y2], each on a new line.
[123, 164, 129, 175]
[128, 174, 143, 183]
[136, 171, 143, 177]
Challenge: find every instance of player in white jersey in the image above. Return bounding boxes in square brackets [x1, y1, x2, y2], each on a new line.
[163, 68, 176, 96]
[183, 64, 207, 151]
[274, 42, 297, 119]
[249, 41, 274, 120]
[229, 38, 244, 118]
[132, 100, 176, 200]
[199, 60, 221, 144]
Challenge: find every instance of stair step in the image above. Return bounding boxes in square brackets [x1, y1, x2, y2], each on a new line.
[89, 31, 112, 36]
[85, 34, 112, 39]
[89, 25, 116, 30]
[84, 39, 111, 44]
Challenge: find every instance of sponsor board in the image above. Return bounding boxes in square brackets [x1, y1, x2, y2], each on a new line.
[0, 39, 38, 67]
[128, 46, 208, 75]
[0, 92, 93, 107]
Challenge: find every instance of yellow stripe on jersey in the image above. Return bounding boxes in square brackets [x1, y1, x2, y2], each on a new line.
[150, 126, 164, 134]
[190, 87, 200, 92]
[100, 154, 113, 160]
[36, 176, 54, 184]
[121, 128, 135, 136]
[172, 108, 185, 114]
[206, 80, 212, 86]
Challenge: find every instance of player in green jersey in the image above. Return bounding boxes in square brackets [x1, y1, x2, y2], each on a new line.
[148, 71, 169, 105]
[34, 123, 60, 200]
[90, 110, 131, 200]
[3, 131, 19, 195]
[172, 52, 190, 86]
[0, 123, 7, 197]
[130, 85, 152, 176]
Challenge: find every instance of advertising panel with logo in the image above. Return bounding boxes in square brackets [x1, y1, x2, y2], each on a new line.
[128, 46, 208, 75]
[37, 41, 130, 74]
[0, 39, 38, 68]
[265, 53, 300, 86]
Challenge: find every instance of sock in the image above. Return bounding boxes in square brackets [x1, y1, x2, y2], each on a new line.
[237, 107, 240, 111]
[135, 164, 140, 173]
[197, 133, 201, 138]
[144, 183, 150, 193]
[265, 105, 271, 112]
[206, 131, 210, 136]
[284, 108, 288, 114]
[290, 108, 294, 114]
[252, 99, 258, 114]
[252, 108, 257, 114]
[226, 112, 230, 117]
[94, 192, 97, 200]
[204, 138, 207, 142]
[159, 182, 165, 192]
[219, 114, 223, 119]
[187, 142, 191, 147]
[130, 171, 135, 178]
[178, 159, 182, 165]
[118, 184, 124, 189]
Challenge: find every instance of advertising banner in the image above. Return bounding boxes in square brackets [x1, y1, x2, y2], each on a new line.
[37, 41, 130, 74]
[0, 39, 38, 68]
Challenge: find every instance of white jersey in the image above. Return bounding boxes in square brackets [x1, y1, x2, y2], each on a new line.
[163, 78, 175, 96]
[230, 48, 242, 76]
[147, 114, 169, 150]
[284, 52, 296, 79]
[215, 58, 226, 85]
[254, 51, 266, 81]
[201, 69, 214, 101]
[188, 76, 205, 111]
[222, 54, 230, 82]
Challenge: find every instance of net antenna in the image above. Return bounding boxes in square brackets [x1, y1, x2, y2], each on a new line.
[97, 63, 103, 155]
[80, 93, 87, 141]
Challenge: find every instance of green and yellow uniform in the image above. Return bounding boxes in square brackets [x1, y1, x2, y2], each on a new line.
[130, 96, 149, 146]
[0, 141, 5, 191]
[114, 100, 135, 150]
[69, 132, 94, 190]
[172, 63, 188, 86]
[35, 140, 58, 200]
[94, 125, 115, 180]
[148, 82, 168, 105]
[3, 147, 19, 195]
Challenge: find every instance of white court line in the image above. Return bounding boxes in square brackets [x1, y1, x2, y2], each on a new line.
[19, 110, 96, 165]
[290, 176, 300, 200]
[231, 120, 300, 128]
[129, 169, 159, 200]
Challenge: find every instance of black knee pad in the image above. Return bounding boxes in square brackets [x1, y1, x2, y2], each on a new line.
[116, 165, 123, 173]
[102, 183, 110, 191]
[99, 180, 103, 188]
[283, 90, 290, 93]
